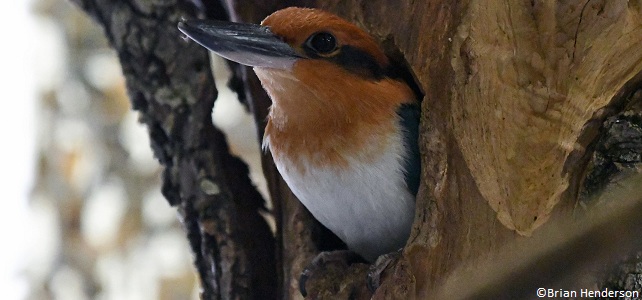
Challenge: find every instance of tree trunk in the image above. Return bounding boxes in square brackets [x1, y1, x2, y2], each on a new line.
[72, 0, 642, 299]
[70, 0, 277, 298]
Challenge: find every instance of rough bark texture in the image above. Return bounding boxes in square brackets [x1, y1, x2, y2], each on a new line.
[73, 0, 642, 299]
[70, 0, 276, 299]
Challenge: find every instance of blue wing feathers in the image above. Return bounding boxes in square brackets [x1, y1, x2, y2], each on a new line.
[397, 104, 421, 197]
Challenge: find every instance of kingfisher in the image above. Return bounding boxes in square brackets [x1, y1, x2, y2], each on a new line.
[179, 7, 420, 265]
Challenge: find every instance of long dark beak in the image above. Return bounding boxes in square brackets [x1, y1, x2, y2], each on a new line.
[178, 19, 301, 69]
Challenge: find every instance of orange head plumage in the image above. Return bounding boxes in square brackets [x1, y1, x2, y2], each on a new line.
[179, 7, 416, 168]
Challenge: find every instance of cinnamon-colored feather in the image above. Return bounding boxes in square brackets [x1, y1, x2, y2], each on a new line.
[260, 59, 415, 172]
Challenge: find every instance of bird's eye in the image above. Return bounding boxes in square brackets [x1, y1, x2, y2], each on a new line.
[306, 32, 337, 55]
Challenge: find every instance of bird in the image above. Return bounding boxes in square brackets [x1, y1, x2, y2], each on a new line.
[178, 7, 420, 264]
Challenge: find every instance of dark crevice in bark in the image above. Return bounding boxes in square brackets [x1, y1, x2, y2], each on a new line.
[576, 69, 642, 204]
[580, 110, 642, 202]
[566, 71, 642, 216]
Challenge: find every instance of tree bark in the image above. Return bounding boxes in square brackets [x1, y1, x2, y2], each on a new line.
[73, 0, 642, 299]
[70, 0, 276, 298]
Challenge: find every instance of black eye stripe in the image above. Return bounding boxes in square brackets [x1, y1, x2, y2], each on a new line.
[305, 32, 337, 54]
[302, 34, 395, 80]
[333, 45, 387, 79]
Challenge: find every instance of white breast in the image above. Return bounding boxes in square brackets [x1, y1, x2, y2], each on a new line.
[269, 128, 415, 262]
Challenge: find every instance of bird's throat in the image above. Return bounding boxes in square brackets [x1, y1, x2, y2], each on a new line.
[256, 61, 415, 172]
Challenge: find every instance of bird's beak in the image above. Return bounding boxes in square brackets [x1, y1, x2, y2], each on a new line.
[178, 19, 301, 70]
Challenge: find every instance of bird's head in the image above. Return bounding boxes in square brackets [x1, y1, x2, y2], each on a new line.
[179, 7, 416, 138]
[180, 7, 419, 168]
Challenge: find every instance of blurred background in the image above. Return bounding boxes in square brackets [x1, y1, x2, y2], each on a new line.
[0, 0, 266, 299]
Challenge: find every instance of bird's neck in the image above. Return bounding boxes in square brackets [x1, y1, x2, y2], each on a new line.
[256, 61, 415, 170]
